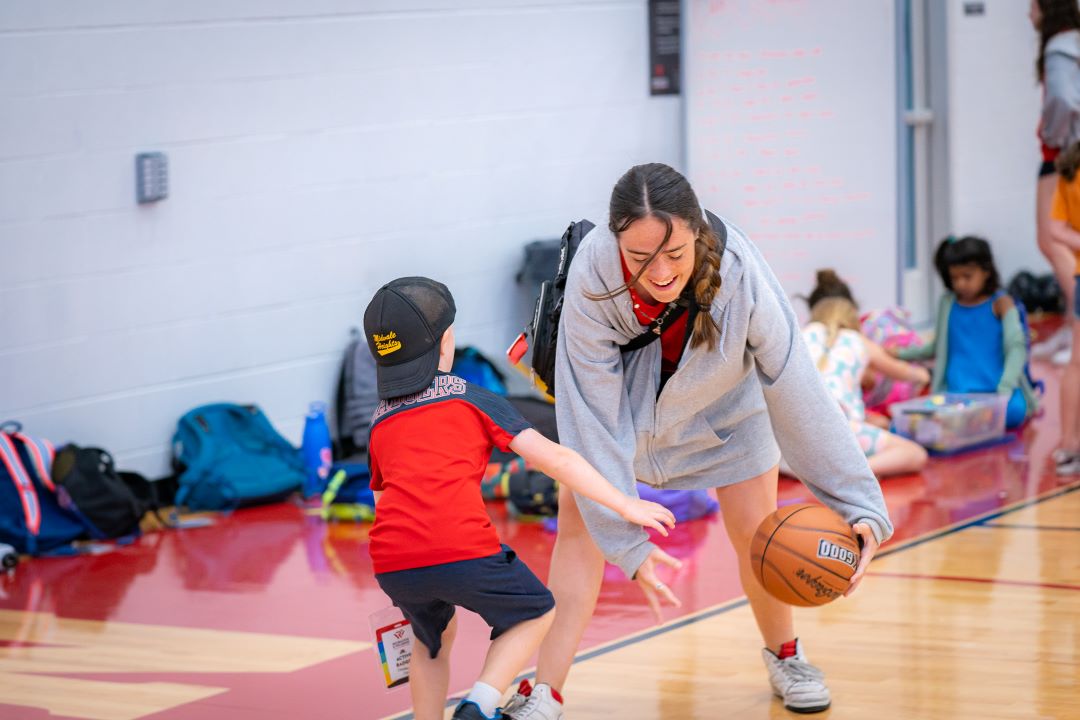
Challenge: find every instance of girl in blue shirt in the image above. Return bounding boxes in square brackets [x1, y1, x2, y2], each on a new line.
[897, 236, 1038, 429]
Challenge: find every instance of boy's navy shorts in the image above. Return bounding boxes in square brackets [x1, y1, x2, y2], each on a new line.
[375, 545, 554, 658]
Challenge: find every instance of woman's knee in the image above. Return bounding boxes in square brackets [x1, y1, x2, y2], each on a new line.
[555, 485, 590, 537]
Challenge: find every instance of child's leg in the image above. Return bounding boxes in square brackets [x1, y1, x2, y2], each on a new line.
[476, 609, 555, 692]
[411, 614, 458, 720]
[866, 431, 928, 478]
[1037, 174, 1076, 318]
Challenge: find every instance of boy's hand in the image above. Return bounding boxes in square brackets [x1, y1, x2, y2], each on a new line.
[634, 547, 683, 620]
[844, 522, 879, 596]
[620, 498, 677, 536]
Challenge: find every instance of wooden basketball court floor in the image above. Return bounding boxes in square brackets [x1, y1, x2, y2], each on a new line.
[1, 357, 1077, 720]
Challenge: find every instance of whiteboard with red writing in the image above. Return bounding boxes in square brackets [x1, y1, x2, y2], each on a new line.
[686, 0, 898, 312]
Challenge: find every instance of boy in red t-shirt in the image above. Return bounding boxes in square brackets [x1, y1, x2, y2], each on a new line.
[363, 277, 676, 720]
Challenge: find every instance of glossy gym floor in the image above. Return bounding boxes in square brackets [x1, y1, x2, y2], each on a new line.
[1, 346, 1077, 720]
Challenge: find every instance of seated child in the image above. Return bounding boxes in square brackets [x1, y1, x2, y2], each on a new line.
[364, 276, 676, 720]
[895, 237, 1039, 429]
[802, 271, 930, 477]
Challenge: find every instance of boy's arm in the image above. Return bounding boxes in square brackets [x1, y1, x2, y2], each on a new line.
[509, 428, 675, 535]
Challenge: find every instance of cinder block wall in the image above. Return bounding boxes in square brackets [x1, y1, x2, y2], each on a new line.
[0, 1, 681, 475]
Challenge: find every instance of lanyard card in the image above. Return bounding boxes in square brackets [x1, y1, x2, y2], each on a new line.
[370, 606, 413, 689]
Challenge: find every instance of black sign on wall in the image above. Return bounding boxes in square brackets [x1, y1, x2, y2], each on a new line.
[649, 0, 681, 95]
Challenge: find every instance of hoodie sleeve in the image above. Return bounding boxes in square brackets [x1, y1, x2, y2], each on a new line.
[997, 306, 1028, 395]
[553, 252, 655, 579]
[1042, 49, 1080, 150]
[742, 243, 894, 544]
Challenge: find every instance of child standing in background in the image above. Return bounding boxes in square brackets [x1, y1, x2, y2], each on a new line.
[802, 271, 930, 478]
[896, 237, 1038, 430]
[1047, 141, 1080, 474]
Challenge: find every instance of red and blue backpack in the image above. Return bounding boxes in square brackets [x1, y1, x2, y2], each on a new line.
[0, 422, 88, 555]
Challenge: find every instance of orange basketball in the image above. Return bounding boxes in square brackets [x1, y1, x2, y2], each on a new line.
[749, 503, 860, 607]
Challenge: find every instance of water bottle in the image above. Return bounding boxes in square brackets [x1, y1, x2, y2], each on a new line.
[301, 401, 333, 499]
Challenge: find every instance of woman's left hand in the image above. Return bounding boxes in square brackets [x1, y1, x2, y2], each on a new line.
[845, 522, 879, 596]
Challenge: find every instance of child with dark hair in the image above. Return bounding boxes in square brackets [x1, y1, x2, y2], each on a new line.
[895, 236, 1039, 429]
[1047, 140, 1080, 473]
[363, 277, 675, 720]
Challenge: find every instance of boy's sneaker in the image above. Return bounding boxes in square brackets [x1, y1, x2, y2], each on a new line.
[451, 700, 502, 720]
[762, 639, 831, 713]
[503, 681, 563, 720]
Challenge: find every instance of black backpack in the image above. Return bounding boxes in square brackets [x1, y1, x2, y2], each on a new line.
[512, 211, 727, 395]
[51, 445, 166, 539]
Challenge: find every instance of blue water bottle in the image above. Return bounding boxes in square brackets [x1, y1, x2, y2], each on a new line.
[301, 401, 333, 499]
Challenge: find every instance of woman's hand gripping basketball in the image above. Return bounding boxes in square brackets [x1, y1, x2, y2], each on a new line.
[633, 547, 683, 620]
[844, 522, 879, 596]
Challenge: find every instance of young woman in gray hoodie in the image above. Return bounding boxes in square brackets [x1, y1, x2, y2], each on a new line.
[505, 164, 894, 719]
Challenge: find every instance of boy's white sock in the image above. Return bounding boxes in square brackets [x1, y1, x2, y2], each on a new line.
[466, 681, 502, 716]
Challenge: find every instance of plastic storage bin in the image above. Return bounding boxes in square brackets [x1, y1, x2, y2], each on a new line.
[889, 393, 1008, 454]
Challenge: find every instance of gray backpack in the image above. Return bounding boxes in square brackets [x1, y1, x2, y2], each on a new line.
[335, 329, 380, 459]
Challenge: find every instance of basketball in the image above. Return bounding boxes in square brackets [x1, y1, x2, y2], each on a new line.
[749, 503, 860, 607]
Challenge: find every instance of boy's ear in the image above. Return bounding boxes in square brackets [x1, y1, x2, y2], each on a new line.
[439, 327, 456, 365]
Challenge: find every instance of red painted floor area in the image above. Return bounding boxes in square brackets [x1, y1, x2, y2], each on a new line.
[0, 350, 1072, 720]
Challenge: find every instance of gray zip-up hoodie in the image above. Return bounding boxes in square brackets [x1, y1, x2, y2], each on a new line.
[554, 218, 894, 579]
[1042, 30, 1080, 151]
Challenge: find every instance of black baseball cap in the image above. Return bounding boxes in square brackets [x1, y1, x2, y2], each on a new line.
[363, 276, 457, 400]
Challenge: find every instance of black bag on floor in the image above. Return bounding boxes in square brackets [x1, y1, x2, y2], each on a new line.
[507, 468, 558, 517]
[52, 446, 150, 539]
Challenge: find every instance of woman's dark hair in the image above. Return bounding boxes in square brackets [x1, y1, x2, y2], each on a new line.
[933, 235, 1000, 295]
[1036, 0, 1080, 81]
[806, 269, 855, 310]
[1056, 139, 1080, 180]
[592, 163, 723, 350]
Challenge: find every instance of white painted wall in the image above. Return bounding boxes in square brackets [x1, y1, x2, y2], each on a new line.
[0, 1, 681, 476]
[943, 0, 1045, 286]
[684, 0, 899, 315]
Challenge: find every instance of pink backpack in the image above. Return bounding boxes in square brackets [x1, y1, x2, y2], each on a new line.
[860, 308, 925, 414]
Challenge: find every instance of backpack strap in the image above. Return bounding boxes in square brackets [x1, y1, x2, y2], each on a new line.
[11, 432, 55, 491]
[0, 433, 43, 537]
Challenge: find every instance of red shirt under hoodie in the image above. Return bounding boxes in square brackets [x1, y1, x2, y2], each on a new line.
[620, 254, 690, 375]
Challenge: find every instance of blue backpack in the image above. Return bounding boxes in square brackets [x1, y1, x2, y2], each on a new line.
[452, 346, 508, 395]
[172, 404, 305, 511]
[0, 422, 89, 554]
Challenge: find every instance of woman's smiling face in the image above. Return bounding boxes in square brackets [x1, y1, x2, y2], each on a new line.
[618, 215, 697, 304]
